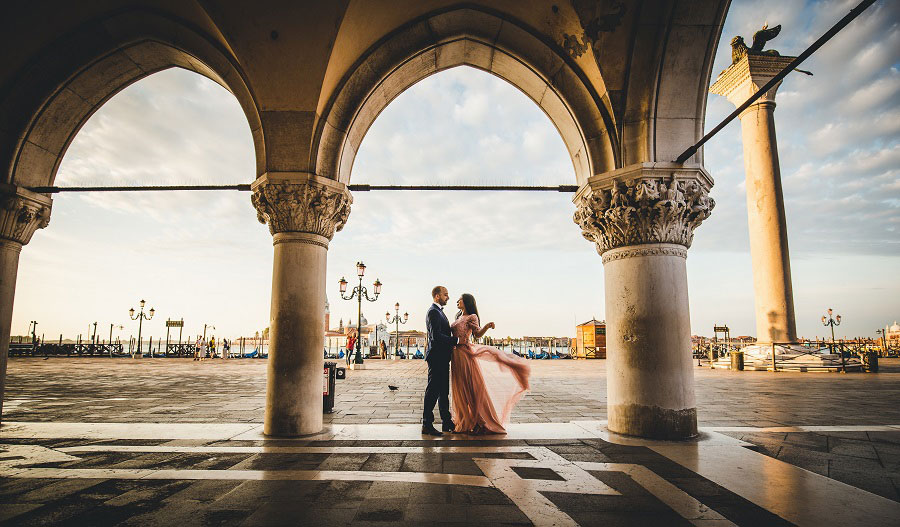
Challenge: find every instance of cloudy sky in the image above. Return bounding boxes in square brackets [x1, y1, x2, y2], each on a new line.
[11, 0, 899, 344]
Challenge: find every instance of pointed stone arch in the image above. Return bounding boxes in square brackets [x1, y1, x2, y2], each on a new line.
[314, 7, 619, 188]
[1, 9, 264, 189]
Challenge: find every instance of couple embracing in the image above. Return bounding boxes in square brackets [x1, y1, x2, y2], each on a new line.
[421, 286, 531, 436]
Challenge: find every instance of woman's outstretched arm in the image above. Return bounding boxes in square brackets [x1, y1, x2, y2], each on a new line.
[473, 319, 495, 339]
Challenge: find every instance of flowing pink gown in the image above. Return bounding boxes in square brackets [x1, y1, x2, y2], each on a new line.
[450, 314, 531, 433]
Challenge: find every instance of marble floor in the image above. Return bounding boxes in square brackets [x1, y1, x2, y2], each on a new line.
[2, 358, 900, 525]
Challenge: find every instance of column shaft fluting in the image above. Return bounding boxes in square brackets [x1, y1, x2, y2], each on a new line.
[740, 102, 797, 343]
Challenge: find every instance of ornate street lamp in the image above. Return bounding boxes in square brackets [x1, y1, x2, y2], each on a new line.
[339, 261, 382, 365]
[822, 308, 844, 373]
[386, 302, 409, 359]
[129, 299, 154, 358]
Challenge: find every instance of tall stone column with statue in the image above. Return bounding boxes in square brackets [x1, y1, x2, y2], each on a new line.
[252, 173, 351, 436]
[710, 24, 799, 344]
[575, 163, 715, 439]
[0, 185, 52, 423]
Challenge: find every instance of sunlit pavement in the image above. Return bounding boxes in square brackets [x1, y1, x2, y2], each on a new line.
[2, 358, 900, 526]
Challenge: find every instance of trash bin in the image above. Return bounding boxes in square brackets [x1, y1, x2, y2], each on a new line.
[730, 351, 744, 371]
[323, 362, 337, 413]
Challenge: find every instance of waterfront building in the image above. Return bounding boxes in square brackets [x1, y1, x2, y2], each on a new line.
[885, 322, 900, 346]
[575, 319, 606, 359]
[389, 329, 426, 353]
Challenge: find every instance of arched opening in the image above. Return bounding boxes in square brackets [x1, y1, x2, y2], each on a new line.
[2, 12, 264, 189]
[329, 65, 603, 346]
[11, 67, 266, 357]
[315, 7, 619, 187]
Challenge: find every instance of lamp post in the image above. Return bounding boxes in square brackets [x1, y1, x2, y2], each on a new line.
[27, 320, 37, 344]
[109, 324, 124, 357]
[876, 328, 886, 356]
[822, 308, 843, 373]
[129, 299, 154, 358]
[386, 303, 408, 359]
[339, 262, 382, 367]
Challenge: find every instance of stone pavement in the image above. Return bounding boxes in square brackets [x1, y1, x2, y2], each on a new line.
[2, 358, 900, 526]
[4, 358, 900, 426]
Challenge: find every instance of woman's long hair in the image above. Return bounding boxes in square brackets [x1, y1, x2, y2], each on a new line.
[456, 293, 479, 321]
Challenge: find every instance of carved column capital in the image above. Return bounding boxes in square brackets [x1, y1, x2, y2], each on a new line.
[0, 184, 52, 246]
[573, 163, 715, 256]
[710, 54, 797, 110]
[251, 173, 352, 239]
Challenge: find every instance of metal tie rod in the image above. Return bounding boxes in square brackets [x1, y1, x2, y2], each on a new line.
[349, 184, 578, 192]
[28, 184, 579, 193]
[674, 0, 876, 164]
[28, 184, 251, 193]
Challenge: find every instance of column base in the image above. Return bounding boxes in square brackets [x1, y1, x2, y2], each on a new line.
[263, 419, 324, 438]
[349, 363, 366, 370]
[609, 403, 697, 440]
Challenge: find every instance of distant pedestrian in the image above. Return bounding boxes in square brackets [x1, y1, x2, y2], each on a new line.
[346, 334, 356, 367]
[194, 336, 203, 361]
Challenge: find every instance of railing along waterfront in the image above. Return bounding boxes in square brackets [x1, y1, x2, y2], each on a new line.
[9, 342, 125, 357]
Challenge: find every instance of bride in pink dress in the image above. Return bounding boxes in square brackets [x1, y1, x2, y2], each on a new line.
[450, 293, 531, 434]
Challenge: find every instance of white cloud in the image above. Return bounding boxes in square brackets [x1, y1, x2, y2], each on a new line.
[453, 91, 489, 126]
[705, 0, 900, 260]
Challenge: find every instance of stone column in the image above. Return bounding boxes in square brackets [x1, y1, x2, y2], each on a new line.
[251, 173, 351, 436]
[575, 163, 714, 439]
[710, 55, 797, 343]
[0, 185, 52, 422]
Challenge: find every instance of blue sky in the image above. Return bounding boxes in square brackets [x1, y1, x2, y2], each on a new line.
[11, 0, 899, 343]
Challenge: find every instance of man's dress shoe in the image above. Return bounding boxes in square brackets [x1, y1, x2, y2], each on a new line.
[421, 424, 443, 437]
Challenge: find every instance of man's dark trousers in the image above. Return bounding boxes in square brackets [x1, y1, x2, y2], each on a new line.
[423, 358, 451, 425]
[423, 304, 455, 425]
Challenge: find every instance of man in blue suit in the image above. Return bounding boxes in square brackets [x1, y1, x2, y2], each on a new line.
[422, 285, 459, 436]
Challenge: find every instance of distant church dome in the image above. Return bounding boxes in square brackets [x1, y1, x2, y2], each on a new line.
[359, 313, 368, 326]
[890, 321, 900, 333]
